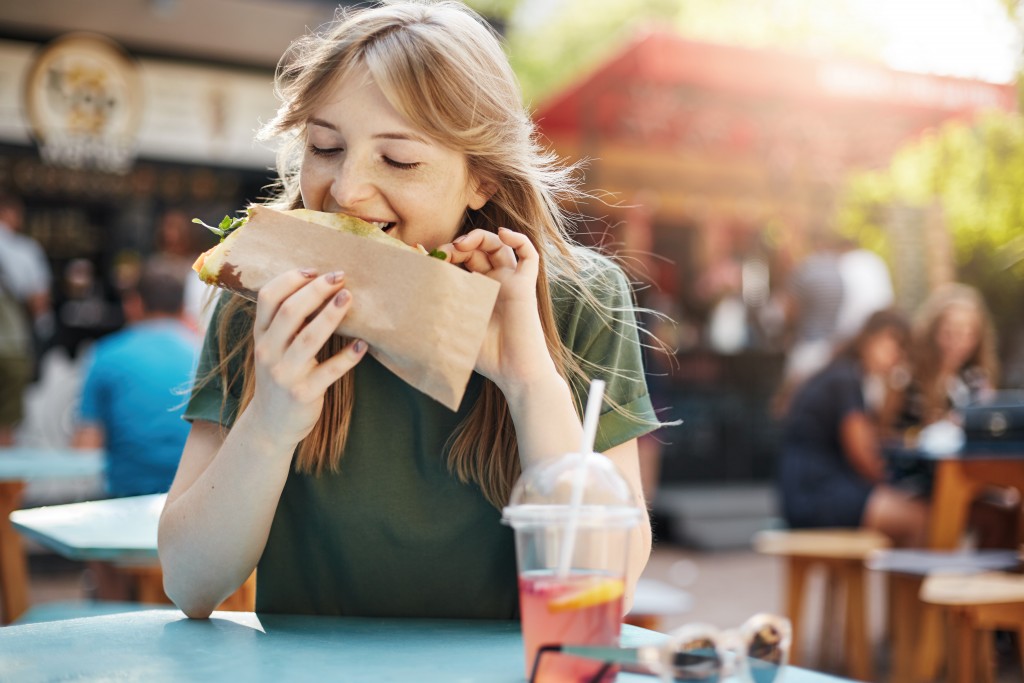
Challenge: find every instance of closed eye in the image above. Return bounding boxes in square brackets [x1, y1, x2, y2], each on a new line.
[384, 157, 420, 170]
[308, 144, 341, 158]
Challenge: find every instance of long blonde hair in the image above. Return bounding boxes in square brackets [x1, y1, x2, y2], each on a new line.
[205, 1, 654, 508]
[911, 283, 999, 423]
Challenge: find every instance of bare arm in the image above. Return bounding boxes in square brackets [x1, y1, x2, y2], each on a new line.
[72, 424, 104, 449]
[158, 269, 367, 618]
[839, 411, 886, 483]
[158, 414, 296, 617]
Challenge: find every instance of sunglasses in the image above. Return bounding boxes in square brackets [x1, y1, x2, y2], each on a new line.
[529, 613, 791, 683]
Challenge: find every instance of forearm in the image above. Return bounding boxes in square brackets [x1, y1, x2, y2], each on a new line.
[840, 413, 886, 483]
[158, 410, 296, 617]
[501, 365, 584, 467]
[502, 370, 652, 608]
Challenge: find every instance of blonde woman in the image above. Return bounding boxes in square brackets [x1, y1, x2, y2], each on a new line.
[900, 283, 1016, 547]
[158, 1, 658, 619]
[903, 283, 999, 426]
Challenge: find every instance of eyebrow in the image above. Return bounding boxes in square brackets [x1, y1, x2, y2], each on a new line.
[308, 118, 428, 144]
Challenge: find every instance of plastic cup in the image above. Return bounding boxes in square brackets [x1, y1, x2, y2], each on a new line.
[503, 452, 643, 683]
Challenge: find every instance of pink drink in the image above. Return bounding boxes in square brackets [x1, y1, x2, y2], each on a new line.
[519, 571, 624, 683]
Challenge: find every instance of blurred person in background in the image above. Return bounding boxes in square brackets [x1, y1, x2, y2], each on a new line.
[834, 238, 894, 345]
[151, 208, 215, 335]
[777, 309, 929, 547]
[0, 193, 53, 381]
[897, 283, 1018, 548]
[52, 258, 125, 359]
[902, 283, 998, 426]
[772, 231, 845, 415]
[72, 259, 198, 498]
[0, 266, 33, 446]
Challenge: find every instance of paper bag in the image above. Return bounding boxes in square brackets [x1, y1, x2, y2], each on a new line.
[204, 206, 499, 410]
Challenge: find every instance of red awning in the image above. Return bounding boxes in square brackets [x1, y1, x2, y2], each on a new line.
[535, 31, 1017, 140]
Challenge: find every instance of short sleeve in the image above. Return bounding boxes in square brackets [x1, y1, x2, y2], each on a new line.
[554, 252, 659, 453]
[827, 361, 866, 420]
[183, 293, 247, 427]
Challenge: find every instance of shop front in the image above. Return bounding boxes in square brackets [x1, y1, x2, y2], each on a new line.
[0, 33, 278, 355]
[534, 32, 1016, 483]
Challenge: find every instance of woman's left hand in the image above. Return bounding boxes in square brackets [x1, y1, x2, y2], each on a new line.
[439, 227, 555, 392]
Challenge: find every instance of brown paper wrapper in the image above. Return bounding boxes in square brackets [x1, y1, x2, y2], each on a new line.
[206, 206, 499, 410]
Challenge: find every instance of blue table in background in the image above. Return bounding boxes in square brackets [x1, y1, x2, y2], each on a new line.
[10, 493, 258, 610]
[0, 609, 852, 682]
[0, 447, 103, 624]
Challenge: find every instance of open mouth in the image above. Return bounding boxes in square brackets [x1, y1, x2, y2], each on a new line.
[370, 221, 395, 233]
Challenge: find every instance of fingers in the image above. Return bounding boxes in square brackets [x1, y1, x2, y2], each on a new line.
[279, 284, 354, 370]
[254, 268, 319, 334]
[306, 338, 369, 394]
[495, 227, 539, 279]
[443, 228, 532, 274]
[255, 269, 346, 363]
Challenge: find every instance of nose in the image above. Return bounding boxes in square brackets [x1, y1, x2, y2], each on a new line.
[329, 156, 375, 210]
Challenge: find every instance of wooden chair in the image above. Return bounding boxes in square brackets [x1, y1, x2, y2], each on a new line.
[866, 549, 1021, 683]
[754, 528, 890, 682]
[921, 571, 1024, 683]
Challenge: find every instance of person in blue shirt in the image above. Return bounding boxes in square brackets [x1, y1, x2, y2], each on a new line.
[74, 260, 198, 498]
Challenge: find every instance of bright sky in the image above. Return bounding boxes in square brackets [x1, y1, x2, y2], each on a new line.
[858, 0, 1021, 83]
[514, 0, 1022, 83]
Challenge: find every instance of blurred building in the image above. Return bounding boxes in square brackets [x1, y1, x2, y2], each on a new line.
[534, 31, 1016, 486]
[0, 0, 361, 342]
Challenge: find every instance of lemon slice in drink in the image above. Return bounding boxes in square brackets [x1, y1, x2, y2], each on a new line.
[548, 578, 625, 612]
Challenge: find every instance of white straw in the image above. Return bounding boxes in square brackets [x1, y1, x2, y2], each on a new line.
[556, 379, 606, 579]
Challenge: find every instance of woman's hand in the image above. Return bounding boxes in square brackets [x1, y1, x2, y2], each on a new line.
[249, 268, 368, 449]
[439, 228, 555, 392]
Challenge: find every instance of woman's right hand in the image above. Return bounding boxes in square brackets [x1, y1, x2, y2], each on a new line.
[249, 268, 368, 448]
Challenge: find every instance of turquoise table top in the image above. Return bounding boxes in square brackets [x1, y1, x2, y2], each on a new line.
[0, 609, 852, 682]
[10, 493, 164, 564]
[0, 448, 103, 481]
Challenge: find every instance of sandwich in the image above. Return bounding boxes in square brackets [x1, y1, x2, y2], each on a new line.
[193, 208, 447, 285]
[186, 205, 500, 411]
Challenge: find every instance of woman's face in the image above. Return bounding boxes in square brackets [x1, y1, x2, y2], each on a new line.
[299, 64, 489, 250]
[935, 303, 981, 370]
[862, 328, 905, 375]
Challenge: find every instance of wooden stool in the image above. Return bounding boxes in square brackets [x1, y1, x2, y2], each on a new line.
[754, 528, 890, 682]
[921, 571, 1024, 683]
[117, 565, 257, 612]
[866, 549, 1021, 682]
[624, 577, 692, 631]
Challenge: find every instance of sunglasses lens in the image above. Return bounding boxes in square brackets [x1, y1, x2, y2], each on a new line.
[746, 623, 787, 683]
[669, 637, 722, 682]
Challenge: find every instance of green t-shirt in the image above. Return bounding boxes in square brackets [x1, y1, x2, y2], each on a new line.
[184, 250, 657, 619]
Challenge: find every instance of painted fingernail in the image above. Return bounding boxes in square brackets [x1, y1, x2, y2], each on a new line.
[453, 234, 467, 244]
[353, 339, 367, 353]
[334, 289, 350, 306]
[327, 271, 345, 284]
[300, 268, 318, 278]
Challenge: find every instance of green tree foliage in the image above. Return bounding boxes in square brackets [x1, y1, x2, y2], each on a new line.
[839, 111, 1024, 356]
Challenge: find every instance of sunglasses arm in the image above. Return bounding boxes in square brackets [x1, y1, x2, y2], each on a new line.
[561, 644, 663, 669]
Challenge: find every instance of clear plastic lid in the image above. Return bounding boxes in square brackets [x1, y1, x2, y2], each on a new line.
[501, 452, 643, 529]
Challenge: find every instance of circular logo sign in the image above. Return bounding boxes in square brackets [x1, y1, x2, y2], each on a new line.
[24, 33, 143, 173]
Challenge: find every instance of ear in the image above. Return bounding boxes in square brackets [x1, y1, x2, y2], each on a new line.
[468, 177, 497, 211]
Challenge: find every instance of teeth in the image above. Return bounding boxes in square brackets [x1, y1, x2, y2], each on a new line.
[371, 221, 390, 230]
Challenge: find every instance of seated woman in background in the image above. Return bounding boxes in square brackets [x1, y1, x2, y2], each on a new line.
[902, 283, 998, 426]
[900, 283, 1018, 548]
[778, 309, 929, 547]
